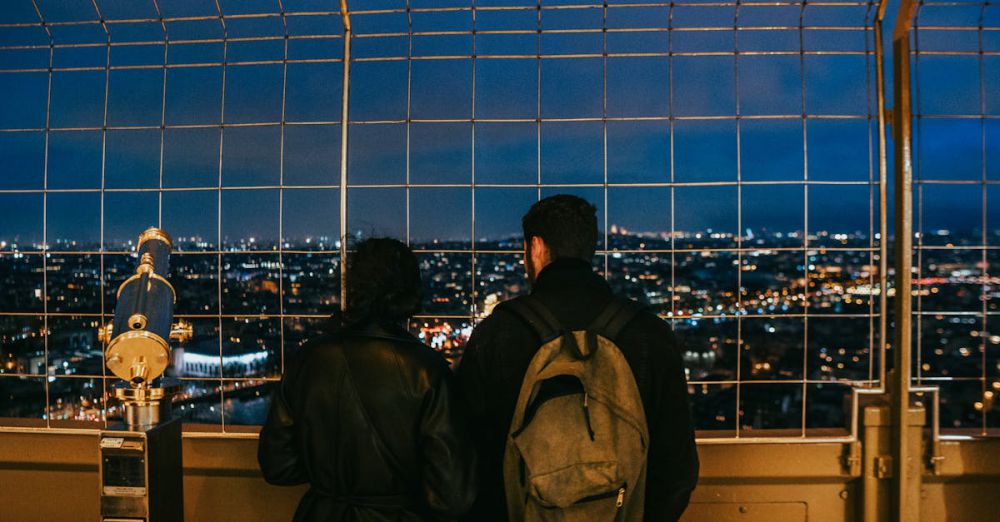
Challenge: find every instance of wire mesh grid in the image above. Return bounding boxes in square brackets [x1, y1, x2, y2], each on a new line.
[0, 0, 886, 436]
[910, 0, 1000, 434]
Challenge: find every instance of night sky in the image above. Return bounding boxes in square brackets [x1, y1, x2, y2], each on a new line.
[0, 0, 996, 249]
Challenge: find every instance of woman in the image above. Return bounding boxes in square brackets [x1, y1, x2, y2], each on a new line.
[258, 238, 477, 521]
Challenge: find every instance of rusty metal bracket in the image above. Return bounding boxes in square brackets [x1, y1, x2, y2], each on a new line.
[876, 456, 894, 479]
[843, 440, 863, 476]
[339, 0, 350, 32]
[929, 454, 945, 475]
[912, 386, 944, 475]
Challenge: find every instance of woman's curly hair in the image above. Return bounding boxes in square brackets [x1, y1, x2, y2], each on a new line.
[344, 238, 422, 324]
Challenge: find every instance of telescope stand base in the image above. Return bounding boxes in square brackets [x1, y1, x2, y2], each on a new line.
[99, 413, 184, 521]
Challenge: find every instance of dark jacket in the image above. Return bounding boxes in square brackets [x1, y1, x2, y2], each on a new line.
[457, 258, 699, 521]
[258, 319, 477, 522]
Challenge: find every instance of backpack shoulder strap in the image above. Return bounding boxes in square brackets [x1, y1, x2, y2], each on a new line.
[498, 295, 563, 344]
[588, 297, 653, 395]
[587, 297, 647, 342]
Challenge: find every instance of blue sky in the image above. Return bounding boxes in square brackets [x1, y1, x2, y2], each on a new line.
[0, 0, 996, 248]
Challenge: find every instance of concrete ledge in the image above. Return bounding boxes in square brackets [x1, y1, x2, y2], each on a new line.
[3, 430, 1000, 521]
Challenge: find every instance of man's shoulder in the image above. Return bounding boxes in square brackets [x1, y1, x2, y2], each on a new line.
[465, 299, 541, 364]
[610, 299, 678, 350]
[591, 295, 672, 335]
[629, 305, 673, 334]
[479, 294, 539, 327]
[479, 295, 670, 336]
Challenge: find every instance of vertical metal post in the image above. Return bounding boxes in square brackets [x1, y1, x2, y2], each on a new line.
[29, 0, 53, 428]
[212, 0, 228, 431]
[891, 0, 918, 520]
[874, 0, 889, 389]
[339, 0, 351, 311]
[92, 0, 112, 427]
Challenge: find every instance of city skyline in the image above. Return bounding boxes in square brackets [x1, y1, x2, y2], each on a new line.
[4, 227, 996, 432]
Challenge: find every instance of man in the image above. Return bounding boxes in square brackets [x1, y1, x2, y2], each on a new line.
[458, 195, 699, 521]
[259, 238, 476, 522]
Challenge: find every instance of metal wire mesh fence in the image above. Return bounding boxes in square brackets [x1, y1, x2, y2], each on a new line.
[910, 0, 1000, 434]
[0, 0, 348, 431]
[0, 0, 892, 437]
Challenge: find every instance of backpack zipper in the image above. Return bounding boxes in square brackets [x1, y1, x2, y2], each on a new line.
[582, 393, 596, 441]
[574, 483, 626, 505]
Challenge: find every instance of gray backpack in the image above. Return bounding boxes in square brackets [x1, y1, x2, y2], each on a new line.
[501, 295, 650, 522]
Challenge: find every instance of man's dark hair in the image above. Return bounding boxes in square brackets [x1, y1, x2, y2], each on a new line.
[521, 194, 599, 261]
[345, 238, 422, 323]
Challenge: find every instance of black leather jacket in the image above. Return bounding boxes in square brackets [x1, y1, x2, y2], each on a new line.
[258, 319, 477, 522]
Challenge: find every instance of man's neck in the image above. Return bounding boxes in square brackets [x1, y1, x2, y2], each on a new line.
[531, 257, 595, 289]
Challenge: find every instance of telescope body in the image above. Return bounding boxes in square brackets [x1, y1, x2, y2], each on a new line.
[106, 229, 175, 386]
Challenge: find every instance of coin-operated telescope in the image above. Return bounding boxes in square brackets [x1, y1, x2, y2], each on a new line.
[97, 228, 188, 522]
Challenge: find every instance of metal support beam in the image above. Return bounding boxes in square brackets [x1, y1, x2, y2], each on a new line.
[890, 0, 919, 520]
[339, 0, 351, 310]
[861, 405, 891, 522]
[874, 0, 889, 389]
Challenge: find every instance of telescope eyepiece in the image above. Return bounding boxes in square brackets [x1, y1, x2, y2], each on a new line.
[128, 313, 148, 330]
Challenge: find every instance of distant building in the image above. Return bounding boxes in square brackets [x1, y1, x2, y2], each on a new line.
[177, 340, 270, 378]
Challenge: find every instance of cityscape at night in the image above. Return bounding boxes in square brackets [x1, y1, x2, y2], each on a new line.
[2, 227, 997, 432]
